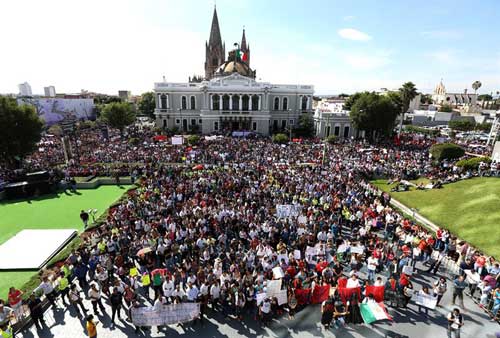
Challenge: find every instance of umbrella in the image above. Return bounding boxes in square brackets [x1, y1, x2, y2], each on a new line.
[137, 247, 152, 256]
[192, 164, 204, 171]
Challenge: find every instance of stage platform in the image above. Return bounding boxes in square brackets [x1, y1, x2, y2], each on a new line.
[0, 229, 77, 270]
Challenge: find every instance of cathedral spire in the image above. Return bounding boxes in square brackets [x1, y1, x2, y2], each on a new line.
[241, 27, 247, 50]
[208, 6, 222, 48]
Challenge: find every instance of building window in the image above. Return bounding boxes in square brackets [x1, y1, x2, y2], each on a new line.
[334, 125, 340, 136]
[163, 119, 167, 128]
[301, 96, 308, 110]
[181, 96, 187, 110]
[176, 119, 180, 125]
[160, 94, 168, 109]
[212, 95, 220, 110]
[290, 119, 294, 125]
[274, 97, 280, 110]
[326, 126, 331, 137]
[343, 126, 350, 138]
[191, 119, 196, 126]
[252, 121, 257, 131]
[190, 96, 196, 110]
[242, 95, 249, 111]
[232, 95, 240, 110]
[282, 97, 288, 110]
[251, 95, 259, 110]
[281, 120, 286, 130]
[222, 94, 230, 110]
[214, 121, 219, 131]
[199, 119, 202, 124]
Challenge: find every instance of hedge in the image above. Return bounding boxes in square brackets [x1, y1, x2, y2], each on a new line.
[326, 135, 337, 144]
[456, 157, 491, 170]
[272, 133, 289, 144]
[430, 143, 465, 161]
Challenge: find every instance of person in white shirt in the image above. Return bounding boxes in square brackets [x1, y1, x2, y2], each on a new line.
[186, 282, 199, 302]
[210, 281, 221, 310]
[447, 308, 464, 338]
[367, 256, 378, 282]
[259, 298, 272, 325]
[34, 276, 57, 307]
[346, 274, 361, 288]
[172, 285, 185, 303]
[162, 277, 175, 302]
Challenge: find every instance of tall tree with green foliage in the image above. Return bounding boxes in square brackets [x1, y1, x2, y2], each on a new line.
[101, 102, 136, 136]
[293, 114, 314, 137]
[398, 82, 418, 134]
[349, 92, 400, 140]
[343, 92, 363, 110]
[0, 96, 43, 167]
[138, 92, 156, 118]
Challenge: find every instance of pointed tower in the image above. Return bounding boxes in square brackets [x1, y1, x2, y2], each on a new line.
[205, 6, 226, 80]
[240, 28, 250, 67]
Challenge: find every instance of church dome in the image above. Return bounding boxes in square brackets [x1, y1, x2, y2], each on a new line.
[216, 60, 255, 78]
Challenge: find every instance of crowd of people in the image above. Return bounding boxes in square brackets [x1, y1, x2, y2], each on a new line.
[0, 128, 499, 338]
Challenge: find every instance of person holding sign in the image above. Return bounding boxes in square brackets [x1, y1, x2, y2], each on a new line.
[446, 308, 463, 338]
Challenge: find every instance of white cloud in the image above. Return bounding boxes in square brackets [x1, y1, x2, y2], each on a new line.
[421, 30, 462, 39]
[338, 28, 372, 41]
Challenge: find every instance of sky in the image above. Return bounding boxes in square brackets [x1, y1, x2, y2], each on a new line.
[1, 0, 499, 96]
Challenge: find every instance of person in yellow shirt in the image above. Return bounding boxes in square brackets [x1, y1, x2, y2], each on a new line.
[86, 314, 97, 338]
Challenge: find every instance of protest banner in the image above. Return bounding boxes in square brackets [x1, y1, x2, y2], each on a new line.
[275, 204, 302, 218]
[413, 293, 438, 310]
[350, 246, 364, 255]
[297, 215, 307, 224]
[293, 250, 301, 260]
[337, 244, 347, 253]
[272, 266, 284, 279]
[337, 287, 362, 305]
[305, 246, 318, 264]
[276, 289, 288, 305]
[277, 254, 289, 264]
[171, 136, 183, 145]
[266, 279, 282, 297]
[256, 292, 267, 305]
[131, 303, 199, 327]
[295, 288, 311, 305]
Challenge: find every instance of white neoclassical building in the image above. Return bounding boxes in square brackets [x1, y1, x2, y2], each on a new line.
[153, 7, 314, 135]
[154, 71, 314, 135]
[313, 98, 359, 139]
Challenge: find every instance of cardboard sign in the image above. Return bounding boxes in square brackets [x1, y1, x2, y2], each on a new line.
[293, 250, 301, 260]
[272, 266, 284, 279]
[402, 265, 413, 275]
[171, 136, 183, 145]
[413, 293, 438, 309]
[350, 246, 364, 254]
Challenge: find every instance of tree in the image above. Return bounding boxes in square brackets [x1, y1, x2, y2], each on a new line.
[293, 114, 314, 137]
[137, 92, 156, 118]
[343, 92, 364, 110]
[272, 133, 289, 144]
[478, 94, 493, 101]
[472, 81, 482, 95]
[476, 122, 492, 132]
[398, 82, 418, 134]
[0, 96, 43, 167]
[448, 119, 476, 131]
[429, 143, 464, 161]
[101, 102, 136, 136]
[439, 104, 453, 112]
[349, 92, 400, 140]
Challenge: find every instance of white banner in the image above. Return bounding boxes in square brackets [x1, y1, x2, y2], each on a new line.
[275, 204, 302, 218]
[266, 279, 282, 297]
[131, 303, 200, 326]
[350, 246, 364, 254]
[413, 293, 438, 310]
[402, 265, 413, 275]
[276, 289, 288, 305]
[171, 136, 184, 145]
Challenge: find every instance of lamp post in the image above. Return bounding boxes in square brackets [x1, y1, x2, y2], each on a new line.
[178, 108, 183, 134]
[288, 109, 293, 140]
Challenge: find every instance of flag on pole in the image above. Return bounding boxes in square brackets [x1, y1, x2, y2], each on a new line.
[237, 50, 248, 62]
[359, 302, 392, 324]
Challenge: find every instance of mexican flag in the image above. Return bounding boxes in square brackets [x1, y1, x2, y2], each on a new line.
[360, 302, 392, 324]
[238, 50, 248, 62]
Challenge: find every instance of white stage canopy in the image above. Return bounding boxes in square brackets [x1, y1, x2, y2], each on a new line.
[0, 229, 77, 270]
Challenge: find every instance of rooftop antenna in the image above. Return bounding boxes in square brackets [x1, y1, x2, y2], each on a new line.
[162, 75, 166, 82]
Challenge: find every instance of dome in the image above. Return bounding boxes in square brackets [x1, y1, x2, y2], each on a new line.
[216, 60, 255, 78]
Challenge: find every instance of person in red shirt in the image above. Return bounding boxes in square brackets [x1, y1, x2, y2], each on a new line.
[315, 259, 328, 274]
[7, 287, 23, 320]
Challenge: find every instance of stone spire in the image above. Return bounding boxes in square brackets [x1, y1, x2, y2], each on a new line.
[241, 28, 247, 50]
[205, 6, 225, 80]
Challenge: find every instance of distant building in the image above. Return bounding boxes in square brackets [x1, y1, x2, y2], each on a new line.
[18, 82, 32, 96]
[313, 98, 358, 139]
[118, 90, 131, 101]
[17, 97, 95, 126]
[432, 80, 477, 106]
[44, 86, 56, 97]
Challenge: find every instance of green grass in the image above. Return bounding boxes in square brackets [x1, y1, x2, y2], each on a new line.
[372, 177, 500, 259]
[0, 185, 130, 298]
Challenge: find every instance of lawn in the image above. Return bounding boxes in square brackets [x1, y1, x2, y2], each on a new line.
[0, 185, 130, 297]
[372, 177, 500, 259]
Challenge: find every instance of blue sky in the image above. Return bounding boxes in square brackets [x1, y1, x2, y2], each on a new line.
[1, 0, 499, 95]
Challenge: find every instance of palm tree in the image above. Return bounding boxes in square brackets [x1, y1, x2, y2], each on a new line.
[398, 82, 418, 134]
[472, 81, 482, 95]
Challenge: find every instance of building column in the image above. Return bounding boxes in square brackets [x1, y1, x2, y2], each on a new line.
[258, 95, 262, 110]
[229, 95, 233, 110]
[249, 96, 253, 111]
[219, 95, 222, 110]
[166, 95, 169, 109]
[239, 96, 242, 111]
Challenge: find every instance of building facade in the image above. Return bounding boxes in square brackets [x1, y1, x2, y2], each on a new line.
[154, 7, 313, 135]
[44, 86, 56, 97]
[18, 82, 32, 96]
[432, 80, 477, 106]
[313, 98, 358, 139]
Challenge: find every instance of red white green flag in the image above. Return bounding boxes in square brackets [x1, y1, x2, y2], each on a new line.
[238, 50, 248, 62]
[360, 302, 392, 324]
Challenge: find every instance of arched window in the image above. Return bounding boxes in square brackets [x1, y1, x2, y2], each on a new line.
[160, 94, 167, 109]
[222, 94, 230, 110]
[282, 97, 288, 111]
[232, 95, 240, 110]
[181, 96, 187, 110]
[274, 97, 280, 110]
[190, 96, 196, 110]
[212, 95, 220, 110]
[301, 96, 308, 110]
[242, 95, 249, 111]
[251, 95, 259, 110]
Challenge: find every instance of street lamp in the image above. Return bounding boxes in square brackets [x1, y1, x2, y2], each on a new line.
[288, 108, 293, 140]
[178, 108, 183, 134]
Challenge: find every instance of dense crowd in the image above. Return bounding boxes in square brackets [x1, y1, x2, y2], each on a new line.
[1, 132, 499, 338]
